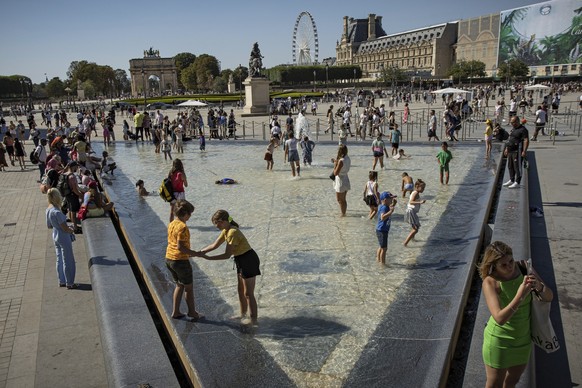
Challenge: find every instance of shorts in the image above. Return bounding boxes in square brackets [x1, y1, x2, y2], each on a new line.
[6, 146, 14, 156]
[288, 149, 299, 162]
[391, 143, 399, 149]
[440, 164, 450, 173]
[365, 195, 377, 207]
[234, 249, 261, 279]
[172, 191, 186, 203]
[264, 152, 273, 161]
[373, 151, 384, 158]
[376, 230, 389, 248]
[165, 259, 193, 285]
[65, 193, 81, 212]
[485, 135, 492, 142]
[404, 183, 413, 191]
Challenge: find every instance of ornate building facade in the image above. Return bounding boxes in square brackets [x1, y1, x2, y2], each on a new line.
[455, 14, 500, 77]
[335, 14, 457, 79]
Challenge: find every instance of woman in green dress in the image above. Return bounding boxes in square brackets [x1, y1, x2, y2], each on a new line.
[480, 241, 553, 388]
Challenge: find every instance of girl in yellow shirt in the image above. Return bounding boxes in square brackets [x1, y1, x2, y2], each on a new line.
[201, 210, 261, 324]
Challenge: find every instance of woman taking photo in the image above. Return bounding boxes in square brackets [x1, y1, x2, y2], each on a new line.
[480, 241, 553, 388]
[331, 144, 351, 216]
[46, 188, 77, 289]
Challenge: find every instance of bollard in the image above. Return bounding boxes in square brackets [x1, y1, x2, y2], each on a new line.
[242, 121, 246, 138]
[316, 119, 320, 142]
[252, 121, 255, 138]
[262, 123, 266, 141]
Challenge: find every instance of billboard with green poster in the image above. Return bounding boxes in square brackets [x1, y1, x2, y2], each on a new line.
[499, 0, 582, 66]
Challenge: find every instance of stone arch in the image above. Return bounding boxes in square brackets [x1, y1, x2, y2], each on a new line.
[129, 51, 178, 97]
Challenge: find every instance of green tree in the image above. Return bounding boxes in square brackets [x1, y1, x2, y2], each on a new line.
[174, 52, 196, 88]
[193, 54, 220, 91]
[448, 60, 486, 80]
[81, 80, 96, 99]
[46, 77, 65, 98]
[180, 65, 198, 91]
[114, 69, 131, 94]
[497, 59, 529, 81]
[212, 77, 227, 93]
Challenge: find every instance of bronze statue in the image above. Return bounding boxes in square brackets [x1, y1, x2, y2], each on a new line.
[249, 42, 264, 77]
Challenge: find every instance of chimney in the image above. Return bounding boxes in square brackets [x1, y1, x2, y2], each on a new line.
[342, 16, 349, 42]
[368, 14, 376, 41]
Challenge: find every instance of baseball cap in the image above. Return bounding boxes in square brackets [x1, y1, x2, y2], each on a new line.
[380, 191, 396, 201]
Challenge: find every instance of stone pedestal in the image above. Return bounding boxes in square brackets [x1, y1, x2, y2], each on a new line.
[227, 82, 236, 93]
[242, 77, 270, 116]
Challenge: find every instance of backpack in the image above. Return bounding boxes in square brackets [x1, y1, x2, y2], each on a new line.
[158, 177, 174, 202]
[29, 150, 39, 165]
[57, 173, 72, 197]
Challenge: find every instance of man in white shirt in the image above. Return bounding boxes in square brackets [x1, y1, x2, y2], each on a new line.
[343, 107, 353, 136]
[35, 139, 48, 182]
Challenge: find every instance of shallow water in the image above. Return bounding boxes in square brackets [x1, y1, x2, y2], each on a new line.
[94, 139, 498, 386]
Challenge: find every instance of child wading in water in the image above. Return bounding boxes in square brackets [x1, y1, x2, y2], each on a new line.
[401, 172, 414, 198]
[403, 179, 426, 247]
[136, 179, 149, 196]
[363, 170, 380, 219]
[161, 136, 172, 160]
[165, 200, 204, 320]
[264, 138, 275, 170]
[436, 141, 453, 185]
[376, 191, 397, 263]
[201, 210, 261, 324]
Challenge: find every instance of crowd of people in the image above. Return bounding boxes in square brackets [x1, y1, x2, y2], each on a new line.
[0, 79, 569, 383]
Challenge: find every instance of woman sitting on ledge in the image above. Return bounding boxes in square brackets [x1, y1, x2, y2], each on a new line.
[83, 181, 114, 217]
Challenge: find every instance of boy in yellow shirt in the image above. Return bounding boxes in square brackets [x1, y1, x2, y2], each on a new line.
[165, 200, 203, 320]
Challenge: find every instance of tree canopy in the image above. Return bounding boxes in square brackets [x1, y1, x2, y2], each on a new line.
[447, 60, 487, 80]
[497, 59, 529, 79]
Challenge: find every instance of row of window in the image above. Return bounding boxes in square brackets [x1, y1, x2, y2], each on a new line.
[458, 43, 497, 61]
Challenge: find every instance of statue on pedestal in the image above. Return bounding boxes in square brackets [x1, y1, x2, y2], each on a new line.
[249, 42, 264, 78]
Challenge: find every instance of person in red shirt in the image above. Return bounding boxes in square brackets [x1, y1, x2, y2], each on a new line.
[169, 158, 188, 222]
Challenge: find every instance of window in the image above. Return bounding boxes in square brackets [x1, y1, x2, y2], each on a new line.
[572, 64, 577, 70]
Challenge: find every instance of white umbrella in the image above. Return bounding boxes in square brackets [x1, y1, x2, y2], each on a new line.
[524, 84, 551, 90]
[432, 87, 471, 95]
[177, 100, 208, 107]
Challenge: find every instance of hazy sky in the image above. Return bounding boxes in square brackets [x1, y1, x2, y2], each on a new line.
[1, 0, 537, 83]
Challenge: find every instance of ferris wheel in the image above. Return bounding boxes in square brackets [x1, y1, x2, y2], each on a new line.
[292, 11, 319, 65]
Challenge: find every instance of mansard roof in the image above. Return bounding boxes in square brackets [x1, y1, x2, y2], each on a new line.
[357, 22, 456, 54]
[346, 18, 387, 44]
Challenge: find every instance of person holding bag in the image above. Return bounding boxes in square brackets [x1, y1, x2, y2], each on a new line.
[479, 241, 554, 388]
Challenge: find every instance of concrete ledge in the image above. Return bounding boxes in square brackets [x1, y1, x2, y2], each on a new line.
[463, 154, 533, 387]
[82, 216, 180, 388]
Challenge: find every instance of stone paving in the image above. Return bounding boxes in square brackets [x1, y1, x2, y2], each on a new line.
[0, 161, 106, 387]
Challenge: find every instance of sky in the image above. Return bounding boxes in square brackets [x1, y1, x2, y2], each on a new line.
[1, 0, 538, 84]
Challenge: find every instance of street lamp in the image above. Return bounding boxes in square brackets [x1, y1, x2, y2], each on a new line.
[325, 63, 329, 100]
[238, 64, 243, 108]
[313, 70, 317, 91]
